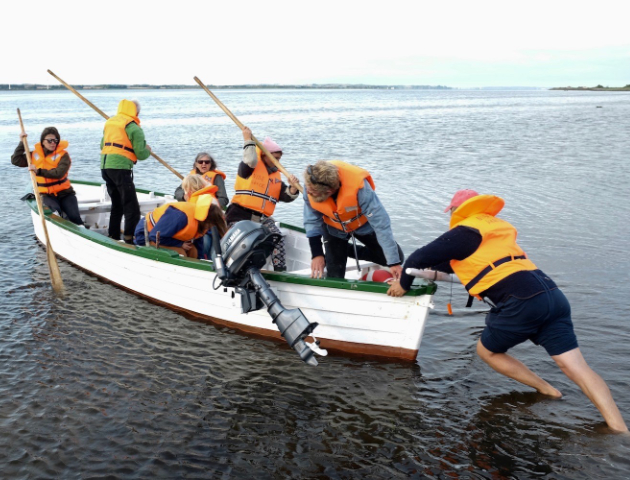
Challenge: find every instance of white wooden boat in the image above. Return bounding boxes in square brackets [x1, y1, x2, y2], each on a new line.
[26, 180, 437, 362]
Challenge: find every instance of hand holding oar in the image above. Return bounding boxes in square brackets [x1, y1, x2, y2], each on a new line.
[17, 109, 65, 294]
[193, 76, 303, 194]
[47, 70, 184, 180]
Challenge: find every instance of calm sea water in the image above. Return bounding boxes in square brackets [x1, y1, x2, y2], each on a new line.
[1, 88, 629, 478]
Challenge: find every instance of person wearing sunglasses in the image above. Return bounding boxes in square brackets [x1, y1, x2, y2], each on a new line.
[11, 126, 84, 225]
[387, 190, 628, 433]
[224, 126, 301, 271]
[100, 99, 152, 244]
[303, 160, 403, 280]
[174, 152, 228, 209]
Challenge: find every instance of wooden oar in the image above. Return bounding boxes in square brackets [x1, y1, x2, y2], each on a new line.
[47, 70, 184, 180]
[193, 76, 303, 194]
[17, 109, 65, 294]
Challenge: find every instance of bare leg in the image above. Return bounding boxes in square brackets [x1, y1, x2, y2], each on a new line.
[476, 339, 562, 397]
[552, 348, 628, 433]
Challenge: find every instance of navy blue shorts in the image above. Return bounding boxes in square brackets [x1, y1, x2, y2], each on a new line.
[480, 277, 578, 357]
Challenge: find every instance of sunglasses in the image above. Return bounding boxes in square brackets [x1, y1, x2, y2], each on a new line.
[307, 165, 332, 188]
[197, 160, 211, 165]
[44, 138, 59, 144]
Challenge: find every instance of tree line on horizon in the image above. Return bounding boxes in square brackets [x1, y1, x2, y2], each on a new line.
[0, 83, 452, 91]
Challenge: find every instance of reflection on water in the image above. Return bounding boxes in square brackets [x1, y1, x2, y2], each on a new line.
[1, 89, 629, 477]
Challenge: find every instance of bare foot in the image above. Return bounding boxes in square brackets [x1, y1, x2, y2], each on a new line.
[537, 385, 563, 398]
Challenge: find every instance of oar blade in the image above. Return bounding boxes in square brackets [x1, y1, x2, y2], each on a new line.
[46, 242, 65, 294]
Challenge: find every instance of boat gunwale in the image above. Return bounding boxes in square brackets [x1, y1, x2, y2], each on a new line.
[26, 180, 437, 297]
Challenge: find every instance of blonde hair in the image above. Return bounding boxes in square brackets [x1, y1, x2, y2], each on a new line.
[304, 161, 340, 194]
[182, 174, 206, 194]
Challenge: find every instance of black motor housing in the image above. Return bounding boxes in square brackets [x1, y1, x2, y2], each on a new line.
[211, 221, 321, 365]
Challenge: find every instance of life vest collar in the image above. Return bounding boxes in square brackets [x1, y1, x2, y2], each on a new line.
[189, 185, 219, 205]
[33, 140, 69, 160]
[193, 194, 213, 220]
[449, 194, 505, 229]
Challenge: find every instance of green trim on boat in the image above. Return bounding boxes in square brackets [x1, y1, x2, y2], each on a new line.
[25, 182, 437, 296]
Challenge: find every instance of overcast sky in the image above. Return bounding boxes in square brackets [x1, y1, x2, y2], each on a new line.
[2, 0, 628, 88]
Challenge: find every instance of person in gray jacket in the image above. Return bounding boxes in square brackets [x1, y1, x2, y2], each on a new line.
[303, 160, 403, 279]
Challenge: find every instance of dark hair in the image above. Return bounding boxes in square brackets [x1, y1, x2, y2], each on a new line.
[198, 204, 227, 238]
[40, 126, 60, 149]
[193, 152, 217, 173]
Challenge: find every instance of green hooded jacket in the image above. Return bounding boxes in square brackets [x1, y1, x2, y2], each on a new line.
[100, 99, 151, 170]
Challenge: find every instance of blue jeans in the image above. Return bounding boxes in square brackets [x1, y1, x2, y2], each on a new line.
[202, 233, 213, 259]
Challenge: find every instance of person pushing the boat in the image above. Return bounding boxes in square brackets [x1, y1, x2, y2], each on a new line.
[12, 126, 84, 226]
[100, 99, 152, 244]
[174, 152, 229, 209]
[387, 189, 628, 432]
[224, 126, 301, 271]
[303, 160, 404, 280]
[134, 190, 227, 259]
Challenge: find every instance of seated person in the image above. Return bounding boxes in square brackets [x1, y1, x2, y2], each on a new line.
[134, 194, 227, 259]
[174, 152, 228, 208]
[11, 126, 84, 225]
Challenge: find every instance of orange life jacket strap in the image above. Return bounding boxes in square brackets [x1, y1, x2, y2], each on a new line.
[465, 255, 527, 292]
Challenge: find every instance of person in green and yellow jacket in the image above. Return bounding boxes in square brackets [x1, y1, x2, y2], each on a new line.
[100, 99, 152, 244]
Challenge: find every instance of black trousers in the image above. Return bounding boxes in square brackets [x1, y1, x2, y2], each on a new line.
[323, 230, 404, 279]
[101, 169, 140, 241]
[43, 192, 83, 225]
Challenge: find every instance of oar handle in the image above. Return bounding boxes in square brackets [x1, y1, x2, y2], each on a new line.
[48, 70, 184, 180]
[193, 76, 303, 194]
[47, 69, 110, 119]
[17, 110, 40, 191]
[149, 151, 184, 179]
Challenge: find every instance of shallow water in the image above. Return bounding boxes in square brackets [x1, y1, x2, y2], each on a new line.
[1, 88, 629, 478]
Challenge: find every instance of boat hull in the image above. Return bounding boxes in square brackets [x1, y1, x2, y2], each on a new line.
[28, 182, 436, 362]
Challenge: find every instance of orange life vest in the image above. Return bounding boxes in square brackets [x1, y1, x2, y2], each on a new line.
[101, 100, 140, 163]
[449, 195, 538, 299]
[189, 168, 227, 185]
[308, 160, 375, 233]
[31, 141, 72, 195]
[146, 203, 201, 242]
[231, 148, 282, 216]
[189, 185, 218, 203]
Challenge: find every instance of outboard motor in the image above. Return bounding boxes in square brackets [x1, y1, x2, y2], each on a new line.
[211, 221, 326, 366]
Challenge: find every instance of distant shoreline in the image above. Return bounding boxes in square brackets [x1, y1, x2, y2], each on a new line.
[0, 83, 451, 91]
[550, 86, 630, 92]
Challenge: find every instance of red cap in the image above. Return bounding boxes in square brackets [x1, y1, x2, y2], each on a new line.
[444, 189, 479, 213]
